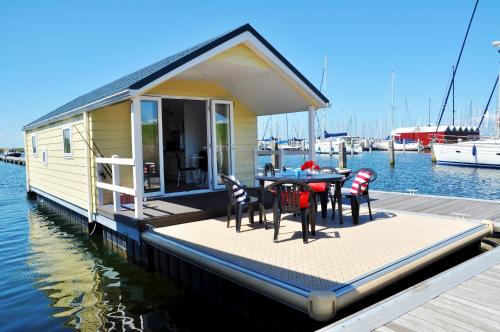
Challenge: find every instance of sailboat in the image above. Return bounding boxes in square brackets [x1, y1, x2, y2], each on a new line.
[313, 57, 363, 155]
[373, 71, 422, 152]
[433, 70, 500, 168]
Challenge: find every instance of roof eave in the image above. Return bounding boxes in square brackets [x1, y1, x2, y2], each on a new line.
[23, 90, 131, 131]
[129, 23, 329, 106]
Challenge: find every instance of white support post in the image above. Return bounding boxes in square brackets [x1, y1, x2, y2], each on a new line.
[278, 148, 284, 171]
[111, 155, 121, 213]
[84, 111, 94, 223]
[23, 132, 30, 192]
[254, 148, 259, 185]
[131, 98, 144, 219]
[308, 106, 316, 160]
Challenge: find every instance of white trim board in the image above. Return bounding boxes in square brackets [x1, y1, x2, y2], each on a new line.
[320, 247, 500, 332]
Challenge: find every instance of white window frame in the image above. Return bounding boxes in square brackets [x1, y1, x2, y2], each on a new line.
[41, 149, 48, 166]
[210, 99, 235, 189]
[31, 134, 38, 157]
[62, 126, 73, 158]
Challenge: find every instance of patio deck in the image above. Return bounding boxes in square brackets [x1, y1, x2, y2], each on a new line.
[141, 201, 492, 321]
[97, 189, 273, 228]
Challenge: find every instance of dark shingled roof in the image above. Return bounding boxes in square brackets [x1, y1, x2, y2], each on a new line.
[24, 23, 328, 130]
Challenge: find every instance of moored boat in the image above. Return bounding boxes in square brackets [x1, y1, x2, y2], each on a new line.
[433, 138, 500, 168]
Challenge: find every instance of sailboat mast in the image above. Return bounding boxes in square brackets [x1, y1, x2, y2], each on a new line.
[391, 70, 395, 130]
[428, 98, 431, 126]
[452, 66, 455, 126]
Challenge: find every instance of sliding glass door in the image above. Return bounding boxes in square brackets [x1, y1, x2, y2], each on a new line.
[210, 100, 234, 188]
[140, 98, 164, 195]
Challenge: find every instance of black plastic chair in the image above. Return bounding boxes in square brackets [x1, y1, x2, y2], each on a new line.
[338, 168, 377, 224]
[318, 167, 342, 220]
[175, 153, 196, 187]
[221, 175, 264, 232]
[266, 179, 315, 244]
[198, 150, 208, 186]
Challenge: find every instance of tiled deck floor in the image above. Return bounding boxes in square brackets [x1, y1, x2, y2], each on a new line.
[153, 204, 482, 291]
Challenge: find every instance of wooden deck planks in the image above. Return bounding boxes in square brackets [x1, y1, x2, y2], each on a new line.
[321, 248, 500, 332]
[370, 191, 500, 223]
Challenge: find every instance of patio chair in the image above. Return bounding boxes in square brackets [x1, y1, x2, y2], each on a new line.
[197, 150, 208, 186]
[319, 167, 342, 220]
[175, 153, 196, 187]
[221, 175, 264, 232]
[266, 179, 315, 244]
[338, 168, 377, 224]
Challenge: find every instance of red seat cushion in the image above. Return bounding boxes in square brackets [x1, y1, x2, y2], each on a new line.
[299, 191, 310, 209]
[309, 182, 327, 193]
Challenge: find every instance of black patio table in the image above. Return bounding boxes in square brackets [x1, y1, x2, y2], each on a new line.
[255, 173, 346, 233]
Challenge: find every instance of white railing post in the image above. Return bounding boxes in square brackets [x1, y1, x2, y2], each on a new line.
[254, 148, 259, 186]
[131, 98, 144, 219]
[308, 106, 316, 160]
[111, 155, 121, 213]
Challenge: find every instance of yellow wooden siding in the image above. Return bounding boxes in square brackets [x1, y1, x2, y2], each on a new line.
[88, 101, 133, 207]
[147, 79, 257, 185]
[209, 43, 270, 69]
[25, 115, 89, 209]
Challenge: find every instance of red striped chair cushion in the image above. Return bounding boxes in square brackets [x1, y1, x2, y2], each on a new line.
[350, 170, 372, 195]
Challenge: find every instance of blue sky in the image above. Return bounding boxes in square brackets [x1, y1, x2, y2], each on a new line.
[1, 0, 499, 146]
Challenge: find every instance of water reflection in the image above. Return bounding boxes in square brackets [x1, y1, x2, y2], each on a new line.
[26, 206, 181, 331]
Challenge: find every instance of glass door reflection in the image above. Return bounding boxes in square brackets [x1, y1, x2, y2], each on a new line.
[141, 99, 163, 194]
[210, 100, 233, 188]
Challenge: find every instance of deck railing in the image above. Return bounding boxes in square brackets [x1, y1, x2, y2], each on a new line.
[95, 155, 143, 219]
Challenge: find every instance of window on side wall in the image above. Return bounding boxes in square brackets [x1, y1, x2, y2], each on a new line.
[41, 149, 48, 165]
[31, 135, 37, 157]
[62, 127, 72, 158]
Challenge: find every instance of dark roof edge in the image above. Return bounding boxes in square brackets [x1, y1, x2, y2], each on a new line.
[130, 23, 329, 104]
[24, 23, 328, 131]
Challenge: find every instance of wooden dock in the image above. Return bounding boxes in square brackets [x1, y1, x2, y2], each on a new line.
[0, 156, 25, 165]
[321, 246, 500, 332]
[370, 191, 500, 228]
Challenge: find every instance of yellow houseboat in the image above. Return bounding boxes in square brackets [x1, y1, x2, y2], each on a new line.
[23, 23, 327, 231]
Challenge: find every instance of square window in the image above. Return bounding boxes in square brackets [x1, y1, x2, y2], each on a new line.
[63, 127, 72, 157]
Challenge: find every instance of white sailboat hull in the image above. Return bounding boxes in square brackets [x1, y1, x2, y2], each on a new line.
[433, 139, 500, 168]
[372, 141, 421, 151]
[315, 139, 362, 154]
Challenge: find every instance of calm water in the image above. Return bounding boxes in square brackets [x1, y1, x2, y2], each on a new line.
[0, 152, 498, 331]
[260, 151, 500, 200]
[0, 162, 322, 332]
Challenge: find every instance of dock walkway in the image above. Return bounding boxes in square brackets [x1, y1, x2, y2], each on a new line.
[370, 191, 500, 226]
[321, 246, 500, 332]
[0, 156, 25, 165]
